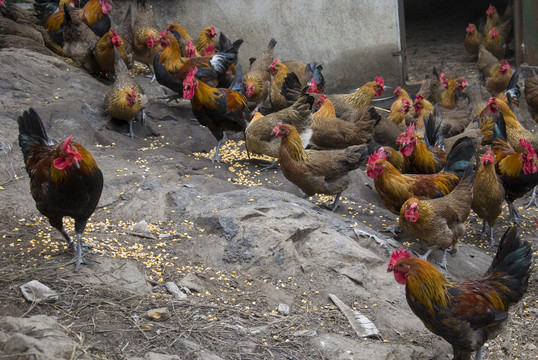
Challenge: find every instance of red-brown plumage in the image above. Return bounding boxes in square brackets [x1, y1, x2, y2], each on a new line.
[396, 122, 446, 174]
[17, 108, 103, 271]
[388, 226, 532, 360]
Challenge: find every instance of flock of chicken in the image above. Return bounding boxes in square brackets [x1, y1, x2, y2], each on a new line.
[0, 0, 536, 359]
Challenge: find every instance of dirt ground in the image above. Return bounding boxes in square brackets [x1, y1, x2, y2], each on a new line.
[1, 4, 538, 360]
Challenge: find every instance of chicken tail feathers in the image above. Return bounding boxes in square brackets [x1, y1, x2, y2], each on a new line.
[486, 226, 532, 304]
[267, 38, 277, 51]
[113, 47, 129, 75]
[229, 64, 245, 94]
[424, 109, 444, 149]
[444, 137, 476, 176]
[280, 72, 302, 102]
[18, 108, 54, 162]
[505, 67, 521, 107]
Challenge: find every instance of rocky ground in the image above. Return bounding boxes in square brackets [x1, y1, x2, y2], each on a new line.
[0, 18, 537, 360]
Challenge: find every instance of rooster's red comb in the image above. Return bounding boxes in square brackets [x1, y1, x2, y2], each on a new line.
[388, 248, 412, 269]
[402, 98, 410, 106]
[488, 97, 497, 106]
[520, 139, 537, 157]
[374, 76, 384, 89]
[393, 86, 401, 96]
[186, 66, 199, 81]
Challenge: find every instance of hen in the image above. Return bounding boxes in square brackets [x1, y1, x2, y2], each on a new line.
[388, 226, 531, 360]
[245, 94, 313, 160]
[366, 137, 476, 215]
[104, 48, 147, 138]
[61, 5, 99, 73]
[273, 122, 368, 211]
[325, 76, 384, 118]
[472, 147, 505, 245]
[195, 25, 217, 56]
[464, 23, 483, 56]
[310, 95, 379, 149]
[17, 108, 103, 271]
[132, 0, 160, 76]
[183, 66, 249, 162]
[399, 164, 475, 269]
[243, 38, 276, 108]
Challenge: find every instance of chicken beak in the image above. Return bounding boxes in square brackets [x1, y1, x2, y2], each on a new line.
[74, 161, 80, 169]
[387, 268, 393, 273]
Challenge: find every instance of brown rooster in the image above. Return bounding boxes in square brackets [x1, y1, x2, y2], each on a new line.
[93, 29, 133, 76]
[472, 147, 505, 246]
[104, 48, 147, 138]
[399, 164, 475, 269]
[388, 226, 531, 360]
[18, 108, 103, 271]
[245, 94, 313, 161]
[310, 95, 379, 149]
[366, 137, 476, 215]
[166, 23, 194, 57]
[183, 65, 249, 162]
[269, 59, 295, 111]
[525, 69, 538, 123]
[464, 23, 483, 56]
[273, 122, 367, 211]
[132, 0, 161, 76]
[244, 38, 277, 108]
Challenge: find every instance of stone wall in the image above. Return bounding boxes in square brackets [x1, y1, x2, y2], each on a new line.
[111, 0, 404, 92]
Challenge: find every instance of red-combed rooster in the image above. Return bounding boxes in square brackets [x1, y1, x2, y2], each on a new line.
[388, 226, 532, 360]
[413, 95, 434, 129]
[366, 137, 476, 215]
[396, 121, 446, 174]
[183, 66, 249, 162]
[17, 108, 103, 271]
[493, 138, 538, 223]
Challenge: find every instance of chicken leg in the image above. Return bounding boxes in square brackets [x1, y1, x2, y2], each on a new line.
[526, 186, 537, 208]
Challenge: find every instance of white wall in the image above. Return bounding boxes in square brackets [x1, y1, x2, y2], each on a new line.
[113, 0, 403, 92]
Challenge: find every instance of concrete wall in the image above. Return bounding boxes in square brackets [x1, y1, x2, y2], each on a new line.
[112, 0, 403, 92]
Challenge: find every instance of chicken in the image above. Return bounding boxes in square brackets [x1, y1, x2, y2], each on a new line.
[493, 138, 538, 223]
[17, 108, 103, 271]
[396, 121, 446, 174]
[104, 48, 147, 138]
[92, 29, 132, 76]
[413, 95, 434, 128]
[245, 94, 313, 160]
[183, 65, 249, 162]
[387, 97, 411, 127]
[269, 59, 296, 111]
[418, 68, 468, 110]
[366, 137, 476, 215]
[36, 0, 111, 45]
[324, 76, 384, 118]
[310, 95, 379, 149]
[486, 97, 538, 152]
[34, 0, 74, 45]
[484, 59, 513, 96]
[195, 25, 216, 56]
[472, 147, 505, 245]
[279, 62, 325, 105]
[399, 164, 475, 269]
[61, 5, 99, 73]
[273, 122, 368, 211]
[243, 38, 276, 108]
[153, 31, 242, 99]
[464, 23, 483, 56]
[484, 27, 506, 60]
[132, 0, 160, 75]
[113, 4, 134, 69]
[388, 226, 531, 360]
[525, 69, 538, 123]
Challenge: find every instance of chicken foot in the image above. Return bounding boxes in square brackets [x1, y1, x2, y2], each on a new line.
[320, 193, 341, 212]
[526, 186, 537, 208]
[479, 222, 496, 247]
[211, 139, 224, 162]
[507, 200, 521, 224]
